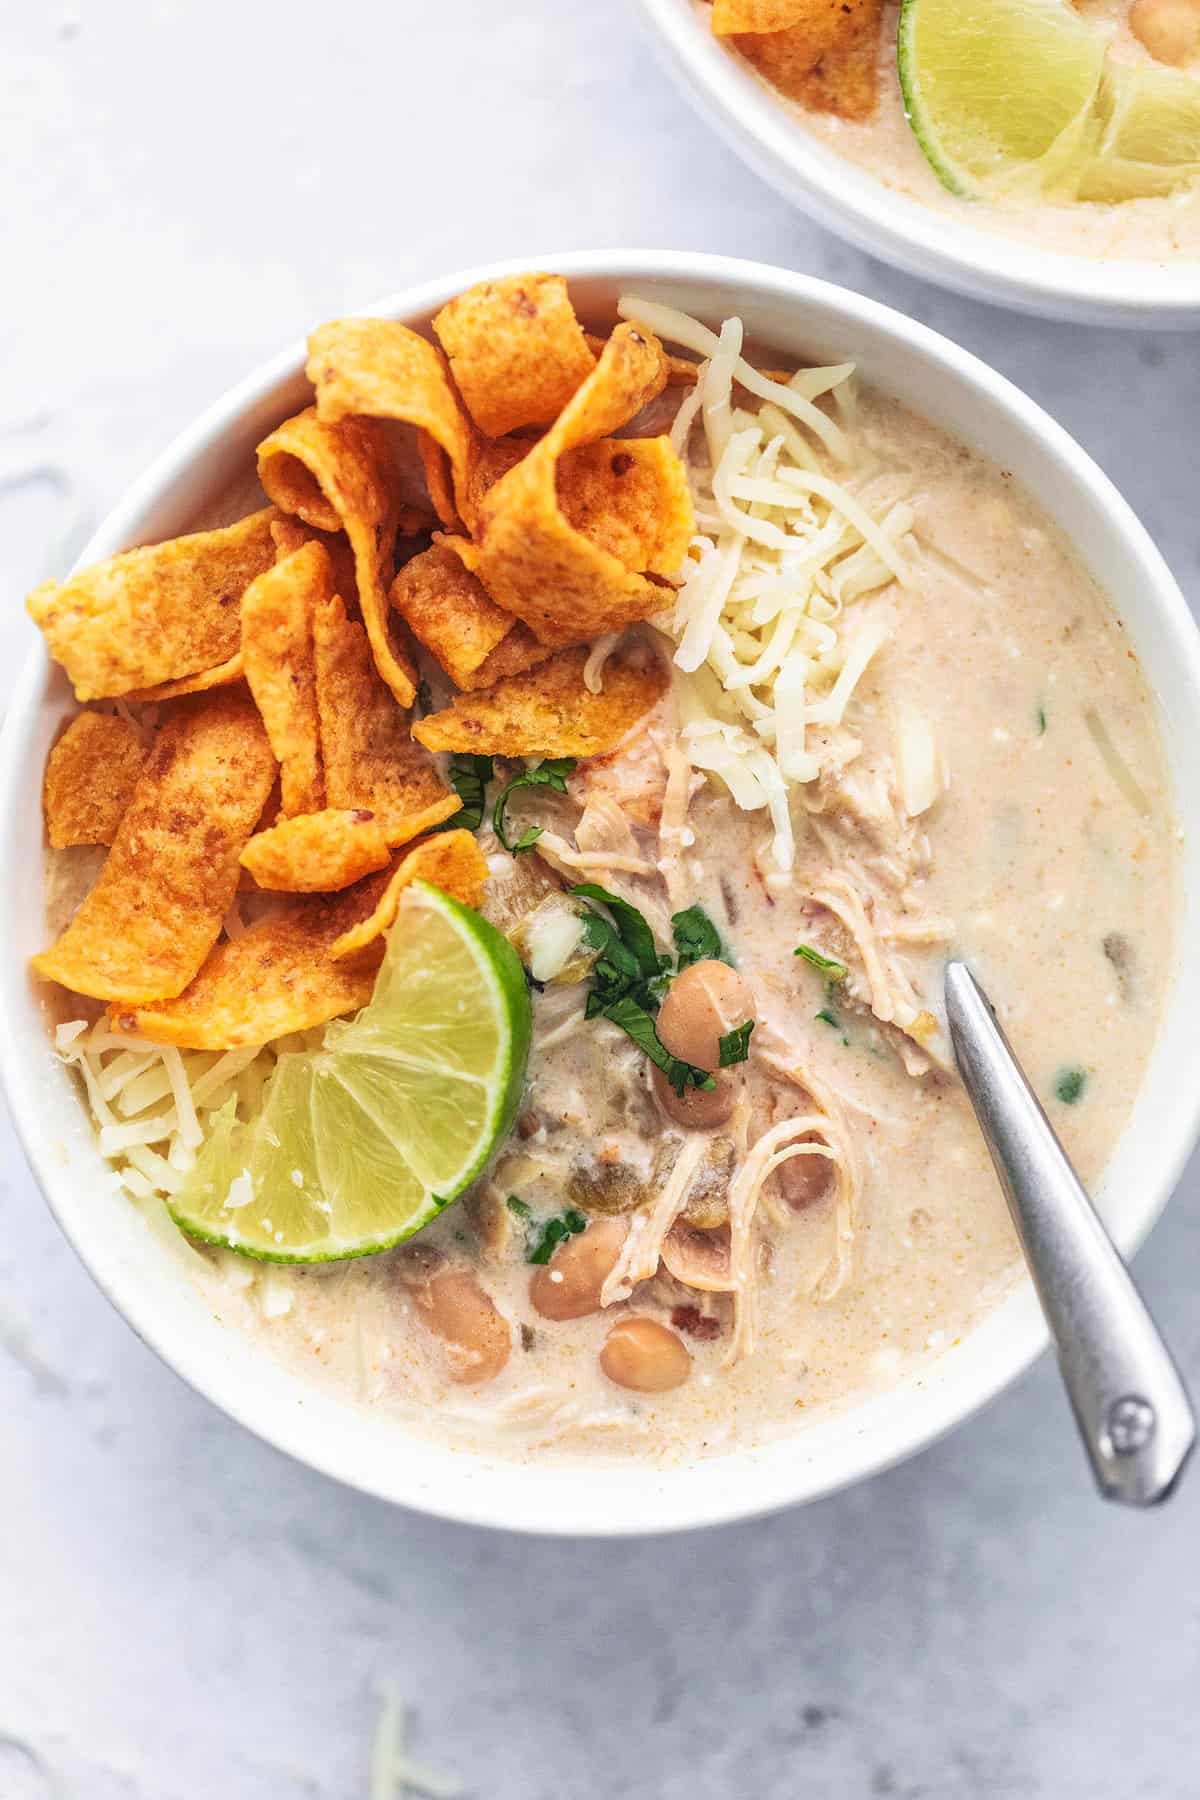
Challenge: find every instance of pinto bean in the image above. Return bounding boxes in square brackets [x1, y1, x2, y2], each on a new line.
[657, 959, 756, 1073]
[650, 1062, 736, 1130]
[410, 1267, 511, 1385]
[1130, 0, 1200, 64]
[529, 1215, 628, 1321]
[600, 1317, 691, 1392]
[775, 1136, 835, 1211]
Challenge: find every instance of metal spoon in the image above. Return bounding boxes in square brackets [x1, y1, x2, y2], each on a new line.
[944, 960, 1194, 1506]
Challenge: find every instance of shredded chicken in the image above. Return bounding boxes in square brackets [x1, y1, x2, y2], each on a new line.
[757, 1045, 864, 1305]
[656, 738, 697, 911]
[601, 1134, 709, 1306]
[724, 1112, 843, 1365]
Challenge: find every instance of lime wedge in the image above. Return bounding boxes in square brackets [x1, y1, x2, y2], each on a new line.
[1079, 62, 1200, 200]
[171, 883, 532, 1261]
[898, 0, 1110, 197]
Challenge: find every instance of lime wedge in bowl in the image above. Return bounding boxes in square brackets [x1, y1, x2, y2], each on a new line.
[171, 882, 532, 1261]
[1078, 62, 1200, 201]
[899, 0, 1200, 203]
[898, 0, 1110, 197]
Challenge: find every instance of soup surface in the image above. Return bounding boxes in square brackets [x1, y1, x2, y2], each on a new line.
[163, 384, 1174, 1463]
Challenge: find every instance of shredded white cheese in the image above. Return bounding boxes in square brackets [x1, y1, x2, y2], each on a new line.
[55, 1017, 277, 1205]
[620, 295, 915, 873]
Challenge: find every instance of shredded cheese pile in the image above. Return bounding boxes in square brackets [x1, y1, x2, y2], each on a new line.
[619, 296, 915, 873]
[53, 1016, 282, 1203]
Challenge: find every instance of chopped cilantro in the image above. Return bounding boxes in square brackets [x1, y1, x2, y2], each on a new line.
[603, 993, 715, 1095]
[572, 884, 666, 984]
[795, 944, 848, 982]
[572, 887, 713, 1095]
[526, 1208, 589, 1265]
[671, 904, 729, 969]
[1036, 704, 1048, 735]
[493, 758, 577, 854]
[505, 1195, 532, 1221]
[438, 753, 493, 834]
[1055, 1067, 1087, 1105]
[815, 1008, 841, 1029]
[717, 1020, 755, 1067]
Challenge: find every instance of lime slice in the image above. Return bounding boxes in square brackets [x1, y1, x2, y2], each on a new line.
[171, 883, 532, 1261]
[898, 0, 1110, 198]
[1078, 62, 1200, 201]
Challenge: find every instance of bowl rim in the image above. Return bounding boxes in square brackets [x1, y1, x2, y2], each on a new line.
[635, 0, 1200, 327]
[5, 247, 1200, 1536]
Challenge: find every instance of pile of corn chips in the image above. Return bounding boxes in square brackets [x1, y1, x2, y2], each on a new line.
[28, 275, 690, 1052]
[708, 0, 883, 121]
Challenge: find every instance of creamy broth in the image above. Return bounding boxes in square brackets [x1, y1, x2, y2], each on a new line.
[183, 384, 1174, 1465]
[713, 0, 1200, 263]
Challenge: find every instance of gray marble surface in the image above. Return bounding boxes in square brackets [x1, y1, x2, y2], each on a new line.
[4, 3, 1200, 1795]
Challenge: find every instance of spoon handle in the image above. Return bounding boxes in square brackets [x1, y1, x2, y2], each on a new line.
[944, 960, 1194, 1506]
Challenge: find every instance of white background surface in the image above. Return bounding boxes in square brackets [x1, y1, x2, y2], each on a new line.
[4, 3, 1200, 1796]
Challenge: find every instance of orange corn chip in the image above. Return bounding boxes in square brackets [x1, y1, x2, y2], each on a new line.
[329, 831, 488, 960]
[240, 808, 391, 892]
[270, 513, 359, 612]
[306, 318, 475, 535]
[729, 0, 882, 119]
[432, 273, 597, 439]
[43, 712, 147, 850]
[711, 0, 811, 29]
[449, 436, 529, 537]
[32, 693, 276, 1004]
[390, 542, 515, 686]
[26, 510, 276, 702]
[413, 529, 557, 691]
[241, 542, 330, 816]
[313, 594, 460, 845]
[257, 407, 416, 708]
[125, 653, 246, 704]
[413, 647, 666, 759]
[461, 623, 556, 693]
[472, 326, 683, 646]
[108, 865, 399, 1049]
[558, 438, 693, 577]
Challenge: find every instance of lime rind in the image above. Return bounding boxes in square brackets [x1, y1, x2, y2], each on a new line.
[169, 883, 531, 1263]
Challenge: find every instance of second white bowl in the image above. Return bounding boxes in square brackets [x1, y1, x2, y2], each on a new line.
[637, 0, 1200, 328]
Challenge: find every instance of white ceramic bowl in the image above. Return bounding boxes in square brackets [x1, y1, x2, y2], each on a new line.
[637, 0, 1200, 328]
[5, 251, 1200, 1536]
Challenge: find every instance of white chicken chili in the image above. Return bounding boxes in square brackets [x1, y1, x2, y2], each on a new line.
[133, 320, 1175, 1463]
[46, 302, 1175, 1466]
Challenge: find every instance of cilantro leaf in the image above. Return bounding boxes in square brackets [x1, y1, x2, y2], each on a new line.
[815, 1008, 841, 1029]
[580, 911, 644, 1017]
[602, 994, 715, 1095]
[505, 1194, 532, 1221]
[717, 1020, 755, 1067]
[571, 884, 666, 985]
[795, 944, 848, 983]
[1054, 1067, 1087, 1106]
[526, 1208, 589, 1265]
[671, 904, 729, 970]
[438, 753, 493, 834]
[493, 758, 577, 855]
